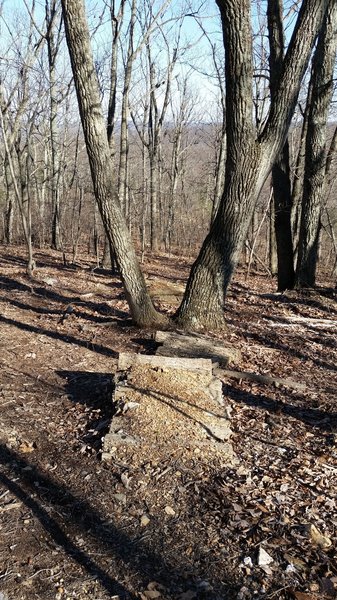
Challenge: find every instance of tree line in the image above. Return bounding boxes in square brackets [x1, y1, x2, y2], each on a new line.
[0, 0, 336, 330]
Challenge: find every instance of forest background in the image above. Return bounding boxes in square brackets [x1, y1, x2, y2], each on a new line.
[0, 0, 336, 318]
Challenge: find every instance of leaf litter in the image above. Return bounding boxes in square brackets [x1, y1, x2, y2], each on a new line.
[0, 247, 336, 599]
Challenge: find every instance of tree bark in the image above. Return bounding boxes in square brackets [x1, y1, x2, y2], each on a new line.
[296, 0, 337, 287]
[291, 97, 310, 255]
[176, 0, 329, 330]
[61, 0, 166, 327]
[46, 0, 63, 251]
[267, 0, 295, 291]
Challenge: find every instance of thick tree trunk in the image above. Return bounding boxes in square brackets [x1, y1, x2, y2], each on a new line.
[268, 0, 295, 291]
[272, 143, 295, 290]
[176, 0, 329, 330]
[291, 100, 310, 256]
[296, 0, 337, 287]
[61, 0, 166, 327]
[177, 148, 265, 330]
[269, 200, 278, 276]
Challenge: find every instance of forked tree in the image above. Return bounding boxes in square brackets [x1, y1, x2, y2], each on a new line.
[267, 0, 337, 292]
[176, 0, 330, 330]
[295, 0, 337, 287]
[61, 0, 330, 330]
[267, 0, 295, 292]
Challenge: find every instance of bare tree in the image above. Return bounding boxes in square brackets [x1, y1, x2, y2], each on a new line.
[45, 0, 64, 250]
[176, 0, 330, 330]
[295, 0, 337, 287]
[164, 75, 194, 253]
[0, 2, 45, 272]
[267, 0, 295, 291]
[61, 0, 166, 327]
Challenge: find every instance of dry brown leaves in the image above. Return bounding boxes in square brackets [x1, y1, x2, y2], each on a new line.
[0, 247, 336, 600]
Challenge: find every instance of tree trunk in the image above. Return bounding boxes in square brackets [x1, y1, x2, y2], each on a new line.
[296, 0, 337, 287]
[269, 199, 278, 276]
[291, 99, 310, 257]
[176, 0, 329, 330]
[61, 0, 166, 327]
[267, 0, 295, 291]
[4, 159, 14, 244]
[118, 0, 136, 213]
[46, 0, 63, 251]
[107, 0, 126, 155]
[272, 143, 295, 290]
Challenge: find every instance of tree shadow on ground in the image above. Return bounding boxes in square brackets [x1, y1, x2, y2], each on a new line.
[242, 329, 337, 372]
[225, 384, 337, 433]
[0, 294, 129, 324]
[1, 253, 28, 267]
[0, 275, 129, 321]
[57, 371, 229, 450]
[58, 371, 115, 453]
[0, 444, 237, 599]
[123, 383, 228, 443]
[144, 270, 186, 283]
[0, 314, 118, 358]
[1, 252, 94, 274]
[259, 290, 337, 316]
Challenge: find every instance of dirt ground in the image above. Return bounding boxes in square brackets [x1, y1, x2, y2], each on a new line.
[0, 246, 336, 600]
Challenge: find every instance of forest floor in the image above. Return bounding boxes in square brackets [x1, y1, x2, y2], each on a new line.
[0, 245, 336, 600]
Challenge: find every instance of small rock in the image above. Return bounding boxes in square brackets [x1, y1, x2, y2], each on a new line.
[122, 401, 140, 412]
[164, 506, 175, 516]
[243, 556, 253, 568]
[285, 563, 297, 573]
[140, 514, 150, 527]
[113, 493, 127, 505]
[258, 546, 273, 566]
[121, 472, 131, 489]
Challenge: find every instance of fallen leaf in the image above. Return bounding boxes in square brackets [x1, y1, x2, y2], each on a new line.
[306, 524, 332, 549]
[18, 441, 35, 453]
[143, 591, 161, 599]
[284, 553, 307, 571]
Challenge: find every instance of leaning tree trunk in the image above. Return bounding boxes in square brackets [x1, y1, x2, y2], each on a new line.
[296, 0, 337, 288]
[61, 0, 166, 327]
[176, 0, 329, 330]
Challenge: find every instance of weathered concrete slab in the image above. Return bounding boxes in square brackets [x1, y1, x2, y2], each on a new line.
[102, 351, 236, 466]
[118, 351, 213, 375]
[155, 330, 241, 366]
